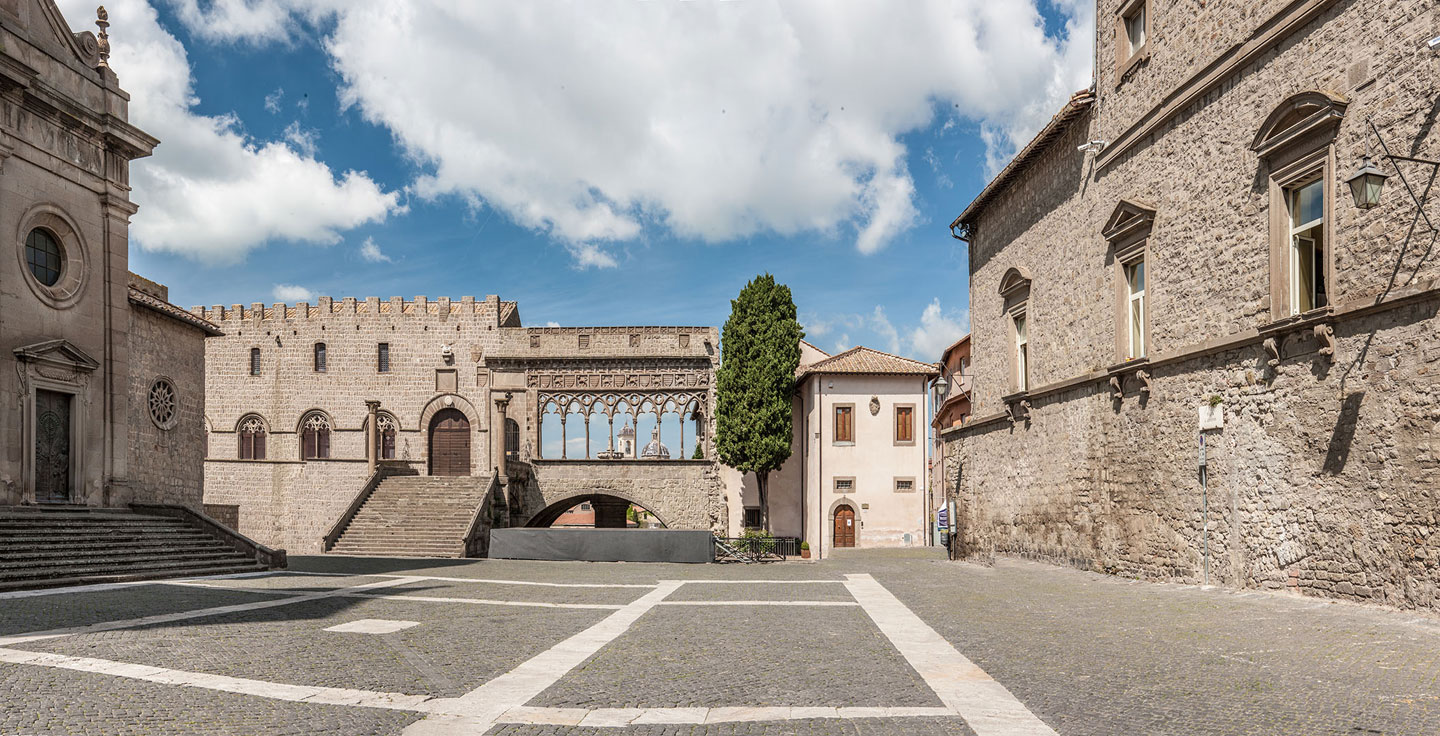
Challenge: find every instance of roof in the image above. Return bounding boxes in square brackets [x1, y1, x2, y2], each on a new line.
[939, 333, 971, 362]
[798, 339, 830, 357]
[796, 346, 938, 379]
[952, 89, 1095, 228]
[129, 287, 224, 336]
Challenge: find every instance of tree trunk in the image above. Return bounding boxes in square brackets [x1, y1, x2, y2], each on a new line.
[756, 471, 770, 532]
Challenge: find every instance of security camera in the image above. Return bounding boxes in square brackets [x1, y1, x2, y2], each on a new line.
[1428, 35, 1440, 50]
[1077, 139, 1108, 154]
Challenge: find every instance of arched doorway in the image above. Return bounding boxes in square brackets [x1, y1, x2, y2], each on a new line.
[833, 504, 856, 548]
[429, 408, 470, 476]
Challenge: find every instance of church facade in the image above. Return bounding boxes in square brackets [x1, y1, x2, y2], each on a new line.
[0, 1, 216, 511]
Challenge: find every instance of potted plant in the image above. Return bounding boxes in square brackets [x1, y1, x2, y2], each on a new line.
[799, 541, 811, 559]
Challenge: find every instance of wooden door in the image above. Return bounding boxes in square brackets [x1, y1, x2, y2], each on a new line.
[429, 409, 470, 476]
[834, 505, 855, 548]
[35, 390, 71, 502]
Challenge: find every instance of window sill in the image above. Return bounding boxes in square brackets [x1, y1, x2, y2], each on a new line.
[893, 441, 917, 447]
[1114, 45, 1150, 89]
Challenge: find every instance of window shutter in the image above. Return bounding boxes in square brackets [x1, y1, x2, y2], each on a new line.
[303, 428, 316, 459]
[318, 428, 330, 459]
[255, 431, 266, 460]
[239, 432, 252, 460]
[250, 348, 261, 376]
[378, 343, 390, 373]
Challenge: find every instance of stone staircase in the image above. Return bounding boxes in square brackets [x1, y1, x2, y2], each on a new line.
[0, 506, 270, 591]
[328, 475, 494, 558]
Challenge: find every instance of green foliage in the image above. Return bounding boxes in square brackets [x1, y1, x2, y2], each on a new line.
[740, 527, 773, 539]
[716, 274, 803, 530]
[1208, 394, 1224, 407]
[692, 443, 703, 460]
[799, 541, 810, 551]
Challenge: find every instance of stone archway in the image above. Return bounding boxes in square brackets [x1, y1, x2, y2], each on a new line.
[526, 492, 669, 529]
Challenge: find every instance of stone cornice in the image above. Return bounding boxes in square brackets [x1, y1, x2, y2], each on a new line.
[941, 281, 1440, 440]
[1096, 0, 1345, 171]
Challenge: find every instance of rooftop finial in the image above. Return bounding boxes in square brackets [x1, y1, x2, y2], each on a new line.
[95, 6, 110, 69]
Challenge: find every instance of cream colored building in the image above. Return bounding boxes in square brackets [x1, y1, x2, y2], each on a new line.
[725, 342, 937, 557]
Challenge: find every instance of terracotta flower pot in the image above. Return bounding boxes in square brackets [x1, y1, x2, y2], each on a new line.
[800, 548, 811, 559]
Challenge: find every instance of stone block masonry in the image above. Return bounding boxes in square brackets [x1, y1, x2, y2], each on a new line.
[945, 0, 1440, 612]
[197, 293, 727, 552]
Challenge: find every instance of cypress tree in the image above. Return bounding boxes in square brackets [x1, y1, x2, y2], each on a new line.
[716, 274, 802, 532]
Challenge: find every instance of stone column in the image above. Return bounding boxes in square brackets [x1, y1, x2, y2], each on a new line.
[493, 392, 512, 475]
[365, 400, 380, 474]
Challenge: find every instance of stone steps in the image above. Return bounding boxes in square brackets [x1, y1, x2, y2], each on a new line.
[0, 506, 268, 592]
[328, 475, 492, 558]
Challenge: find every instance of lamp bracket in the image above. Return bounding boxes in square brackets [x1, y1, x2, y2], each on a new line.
[1367, 119, 1437, 232]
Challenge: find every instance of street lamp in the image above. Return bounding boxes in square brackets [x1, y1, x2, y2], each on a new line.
[1344, 155, 1389, 210]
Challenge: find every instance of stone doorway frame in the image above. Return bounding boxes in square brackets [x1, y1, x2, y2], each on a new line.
[13, 340, 98, 505]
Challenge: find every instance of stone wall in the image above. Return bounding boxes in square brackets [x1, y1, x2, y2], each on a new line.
[948, 0, 1440, 611]
[198, 295, 726, 552]
[123, 303, 207, 508]
[519, 459, 727, 533]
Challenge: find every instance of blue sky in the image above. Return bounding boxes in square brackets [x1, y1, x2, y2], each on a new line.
[67, 1, 1094, 362]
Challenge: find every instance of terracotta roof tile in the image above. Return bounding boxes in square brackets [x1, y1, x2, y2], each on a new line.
[796, 346, 938, 378]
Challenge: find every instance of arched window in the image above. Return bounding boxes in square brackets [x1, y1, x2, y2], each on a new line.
[377, 412, 398, 460]
[314, 342, 327, 373]
[301, 412, 331, 460]
[504, 417, 520, 460]
[238, 415, 267, 460]
[250, 347, 261, 376]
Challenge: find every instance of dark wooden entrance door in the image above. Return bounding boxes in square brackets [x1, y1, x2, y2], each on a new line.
[429, 409, 470, 476]
[834, 505, 856, 548]
[35, 389, 71, 502]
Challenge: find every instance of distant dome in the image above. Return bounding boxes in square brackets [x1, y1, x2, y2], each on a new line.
[640, 426, 670, 459]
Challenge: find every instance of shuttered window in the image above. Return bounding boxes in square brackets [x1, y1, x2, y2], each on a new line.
[895, 406, 913, 443]
[377, 343, 390, 373]
[834, 405, 854, 443]
[314, 343, 327, 373]
[250, 348, 261, 376]
[301, 413, 331, 460]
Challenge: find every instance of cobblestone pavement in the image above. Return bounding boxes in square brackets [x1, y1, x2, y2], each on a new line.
[1, 549, 1436, 735]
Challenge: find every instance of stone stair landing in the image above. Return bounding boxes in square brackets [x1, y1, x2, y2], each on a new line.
[328, 475, 493, 558]
[0, 506, 269, 591]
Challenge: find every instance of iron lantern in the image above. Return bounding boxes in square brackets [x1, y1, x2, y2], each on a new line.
[1344, 155, 1389, 210]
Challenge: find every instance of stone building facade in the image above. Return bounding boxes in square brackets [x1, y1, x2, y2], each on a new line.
[195, 296, 727, 553]
[944, 0, 1440, 611]
[0, 1, 215, 511]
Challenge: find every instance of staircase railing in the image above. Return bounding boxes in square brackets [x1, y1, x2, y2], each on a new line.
[323, 463, 413, 552]
[131, 503, 287, 569]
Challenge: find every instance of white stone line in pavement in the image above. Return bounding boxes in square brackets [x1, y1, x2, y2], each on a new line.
[0, 576, 426, 647]
[843, 574, 1059, 736]
[401, 580, 686, 733]
[656, 600, 858, 607]
[493, 705, 955, 726]
[0, 571, 277, 601]
[675, 579, 843, 584]
[373, 574, 655, 589]
[0, 646, 434, 710]
[342, 593, 624, 610]
[151, 582, 627, 610]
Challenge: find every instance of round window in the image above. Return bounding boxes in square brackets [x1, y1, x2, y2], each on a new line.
[148, 378, 177, 430]
[25, 228, 62, 287]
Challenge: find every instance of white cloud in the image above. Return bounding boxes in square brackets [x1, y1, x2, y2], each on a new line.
[282, 122, 319, 157]
[264, 87, 284, 114]
[568, 243, 619, 270]
[56, 0, 402, 264]
[834, 334, 852, 355]
[358, 236, 391, 263]
[272, 283, 315, 301]
[159, 0, 1094, 264]
[907, 299, 968, 359]
[544, 321, 561, 328]
[869, 306, 902, 355]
